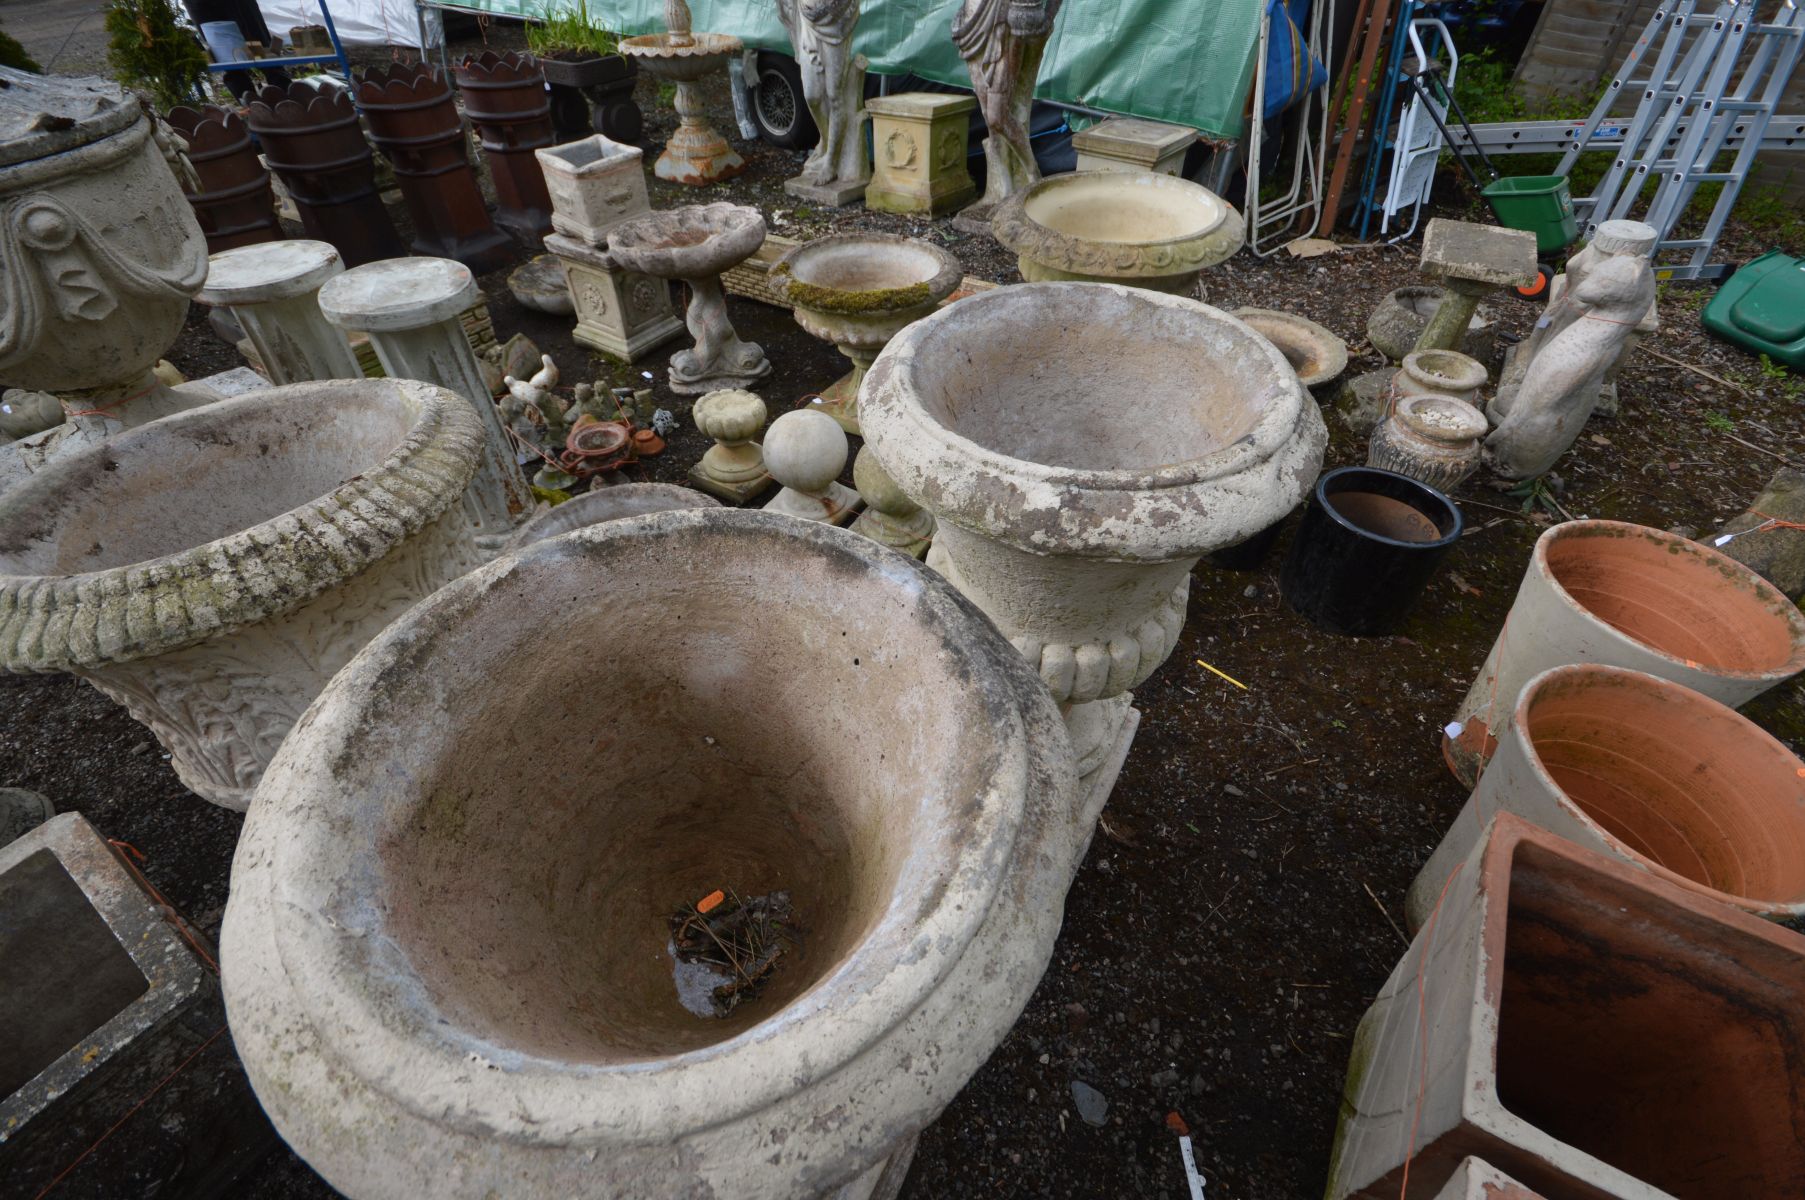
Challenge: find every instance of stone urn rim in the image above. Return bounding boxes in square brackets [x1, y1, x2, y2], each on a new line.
[861, 282, 1324, 561]
[0, 67, 141, 173]
[618, 30, 743, 66]
[0, 379, 485, 673]
[992, 169, 1242, 278]
[1394, 393, 1488, 443]
[769, 233, 964, 318]
[1230, 307, 1349, 388]
[239, 508, 1063, 1145]
[317, 256, 479, 330]
[601, 202, 766, 280]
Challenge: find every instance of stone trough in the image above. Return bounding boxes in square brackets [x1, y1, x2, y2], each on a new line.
[223, 509, 1086, 1199]
[0, 378, 486, 809]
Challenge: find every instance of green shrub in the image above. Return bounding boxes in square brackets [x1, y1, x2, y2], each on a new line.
[527, 0, 618, 57]
[104, 0, 208, 109]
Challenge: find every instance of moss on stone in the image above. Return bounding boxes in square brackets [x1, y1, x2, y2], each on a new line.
[770, 262, 934, 315]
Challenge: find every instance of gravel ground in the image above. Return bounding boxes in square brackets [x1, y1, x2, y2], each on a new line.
[5, 19, 1804, 1199]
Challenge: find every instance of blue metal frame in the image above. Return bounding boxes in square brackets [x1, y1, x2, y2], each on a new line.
[202, 0, 355, 82]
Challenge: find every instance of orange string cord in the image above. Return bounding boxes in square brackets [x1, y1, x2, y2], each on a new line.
[106, 840, 219, 973]
[64, 381, 156, 419]
[1752, 510, 1805, 533]
[31, 1026, 228, 1200]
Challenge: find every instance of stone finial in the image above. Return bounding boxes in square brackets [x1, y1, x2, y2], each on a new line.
[850, 445, 934, 557]
[688, 387, 773, 503]
[762, 408, 861, 525]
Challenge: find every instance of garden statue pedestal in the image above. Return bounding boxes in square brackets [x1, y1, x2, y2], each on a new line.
[0, 379, 486, 809]
[1072, 116, 1196, 176]
[221, 508, 1087, 1200]
[864, 92, 977, 216]
[319, 258, 533, 543]
[689, 387, 775, 503]
[538, 135, 686, 363]
[777, 0, 871, 207]
[993, 170, 1243, 293]
[861, 283, 1326, 802]
[195, 240, 361, 384]
[0, 69, 213, 448]
[952, 0, 1064, 230]
[770, 233, 963, 435]
[762, 408, 860, 524]
[599, 204, 771, 394]
[1413, 218, 1538, 355]
[619, 1, 746, 186]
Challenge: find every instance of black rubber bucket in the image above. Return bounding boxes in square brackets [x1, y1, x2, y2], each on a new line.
[1279, 466, 1463, 635]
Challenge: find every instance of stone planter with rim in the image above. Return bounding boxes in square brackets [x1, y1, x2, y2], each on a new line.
[1385, 348, 1488, 408]
[1443, 519, 1805, 786]
[222, 508, 1088, 1199]
[992, 170, 1244, 294]
[0, 378, 487, 809]
[769, 233, 963, 435]
[861, 282, 1326, 797]
[1367, 393, 1487, 492]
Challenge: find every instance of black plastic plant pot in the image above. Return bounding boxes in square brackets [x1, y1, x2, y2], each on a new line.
[1209, 511, 1291, 570]
[1279, 466, 1463, 636]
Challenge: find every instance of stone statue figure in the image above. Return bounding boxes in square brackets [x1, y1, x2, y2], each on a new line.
[776, 0, 870, 204]
[952, 0, 1063, 223]
[1484, 251, 1655, 480]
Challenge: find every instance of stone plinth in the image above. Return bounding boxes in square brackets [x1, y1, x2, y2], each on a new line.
[864, 93, 976, 216]
[546, 233, 687, 363]
[221, 508, 1086, 1200]
[1073, 116, 1196, 176]
[195, 239, 361, 384]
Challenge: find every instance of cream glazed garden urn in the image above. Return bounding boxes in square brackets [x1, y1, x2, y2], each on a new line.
[860, 282, 1326, 793]
[222, 509, 1084, 1199]
[0, 378, 487, 809]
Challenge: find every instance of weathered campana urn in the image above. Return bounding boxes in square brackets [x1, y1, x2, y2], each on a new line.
[861, 283, 1326, 795]
[0, 379, 487, 809]
[0, 69, 211, 437]
[224, 509, 1088, 1199]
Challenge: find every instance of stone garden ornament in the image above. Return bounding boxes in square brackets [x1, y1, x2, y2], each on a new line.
[776, 0, 871, 206]
[620, 0, 747, 185]
[951, 0, 1064, 227]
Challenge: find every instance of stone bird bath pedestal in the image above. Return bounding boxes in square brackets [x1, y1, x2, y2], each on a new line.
[861, 282, 1327, 803]
[619, 0, 746, 185]
[0, 379, 486, 809]
[222, 508, 1089, 1199]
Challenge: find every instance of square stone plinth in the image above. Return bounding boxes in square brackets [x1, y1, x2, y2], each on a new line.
[1073, 116, 1197, 176]
[688, 457, 775, 504]
[1, 813, 274, 1194]
[1420, 218, 1539, 288]
[545, 233, 685, 364]
[865, 93, 977, 216]
[537, 134, 651, 247]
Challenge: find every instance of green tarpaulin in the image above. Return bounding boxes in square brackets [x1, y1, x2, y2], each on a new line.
[442, 0, 1263, 140]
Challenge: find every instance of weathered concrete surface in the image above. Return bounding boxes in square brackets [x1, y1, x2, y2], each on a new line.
[1715, 466, 1805, 601]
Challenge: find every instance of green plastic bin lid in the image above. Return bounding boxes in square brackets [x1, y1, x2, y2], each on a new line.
[1730, 254, 1805, 343]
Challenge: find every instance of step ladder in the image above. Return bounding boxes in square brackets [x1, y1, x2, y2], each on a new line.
[1556, 0, 1805, 281]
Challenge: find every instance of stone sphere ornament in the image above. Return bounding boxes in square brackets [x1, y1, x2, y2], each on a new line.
[763, 408, 861, 525]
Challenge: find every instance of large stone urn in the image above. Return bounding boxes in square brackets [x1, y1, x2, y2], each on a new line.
[222, 509, 1086, 1199]
[0, 69, 211, 432]
[0, 379, 487, 809]
[861, 282, 1326, 791]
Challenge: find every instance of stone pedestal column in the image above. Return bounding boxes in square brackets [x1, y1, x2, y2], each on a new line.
[1072, 116, 1196, 176]
[319, 258, 530, 541]
[195, 240, 360, 384]
[864, 93, 976, 216]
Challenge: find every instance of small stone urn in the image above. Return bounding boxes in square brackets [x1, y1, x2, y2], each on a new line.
[0, 69, 211, 432]
[0, 379, 487, 809]
[1386, 348, 1488, 407]
[861, 283, 1327, 794]
[1368, 394, 1488, 492]
[689, 388, 774, 503]
[222, 509, 1086, 1200]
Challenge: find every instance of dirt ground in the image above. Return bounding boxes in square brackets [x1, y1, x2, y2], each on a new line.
[5, 21, 1805, 1200]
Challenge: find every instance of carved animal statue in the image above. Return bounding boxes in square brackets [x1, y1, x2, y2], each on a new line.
[952, 0, 1064, 218]
[775, 0, 867, 192]
[1484, 253, 1655, 480]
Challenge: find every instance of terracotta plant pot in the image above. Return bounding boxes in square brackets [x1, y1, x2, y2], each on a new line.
[1329, 812, 1805, 1200]
[539, 50, 642, 144]
[221, 509, 1085, 1199]
[1412, 663, 1805, 930]
[244, 84, 406, 268]
[164, 104, 280, 252]
[452, 51, 557, 239]
[355, 63, 513, 273]
[1432, 1160, 1546, 1200]
[1443, 520, 1805, 786]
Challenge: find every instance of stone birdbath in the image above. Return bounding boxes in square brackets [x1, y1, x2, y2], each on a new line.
[0, 378, 487, 809]
[991, 169, 1244, 294]
[1414, 217, 1539, 354]
[861, 282, 1327, 802]
[769, 233, 963, 435]
[1231, 308, 1348, 390]
[222, 508, 1086, 1200]
[601, 202, 771, 394]
[619, 0, 745, 185]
